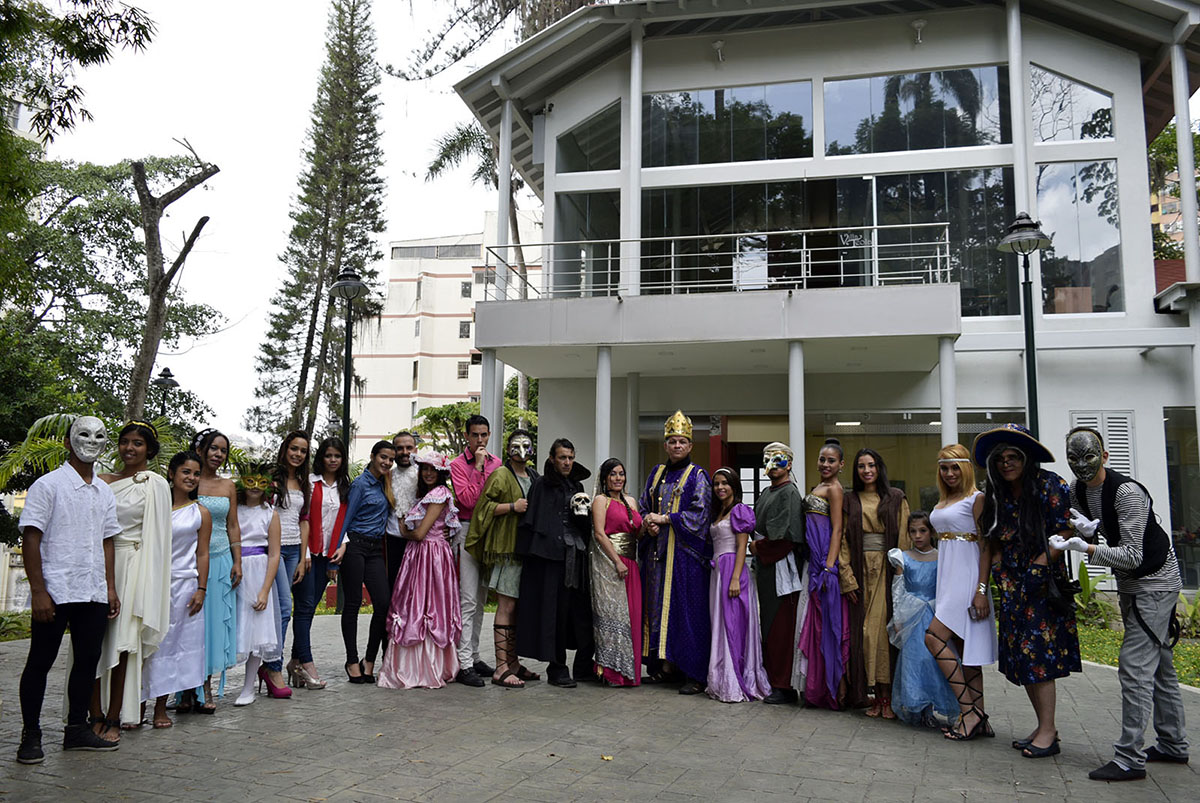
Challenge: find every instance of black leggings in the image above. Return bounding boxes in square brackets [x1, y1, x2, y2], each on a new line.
[20, 601, 108, 730]
[340, 536, 389, 665]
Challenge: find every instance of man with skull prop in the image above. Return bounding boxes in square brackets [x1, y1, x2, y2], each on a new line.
[17, 416, 124, 764]
[1051, 427, 1189, 782]
[463, 429, 542, 687]
[514, 437, 596, 687]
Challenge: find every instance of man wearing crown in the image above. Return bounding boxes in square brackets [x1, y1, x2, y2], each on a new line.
[638, 411, 713, 694]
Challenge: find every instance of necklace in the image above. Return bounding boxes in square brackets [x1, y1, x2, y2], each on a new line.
[915, 546, 935, 555]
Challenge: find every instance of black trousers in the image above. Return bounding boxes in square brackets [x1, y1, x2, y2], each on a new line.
[20, 601, 108, 730]
[340, 536, 389, 664]
[385, 535, 407, 593]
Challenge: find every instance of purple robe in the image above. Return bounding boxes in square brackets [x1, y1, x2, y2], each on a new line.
[638, 461, 712, 682]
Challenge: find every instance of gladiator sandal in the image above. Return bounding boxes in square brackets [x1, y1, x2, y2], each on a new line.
[925, 629, 983, 739]
[491, 624, 523, 689]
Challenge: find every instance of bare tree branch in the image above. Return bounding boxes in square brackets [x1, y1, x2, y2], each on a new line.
[164, 216, 210, 286]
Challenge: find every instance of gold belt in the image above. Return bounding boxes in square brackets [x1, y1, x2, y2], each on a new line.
[939, 531, 980, 542]
[608, 531, 638, 559]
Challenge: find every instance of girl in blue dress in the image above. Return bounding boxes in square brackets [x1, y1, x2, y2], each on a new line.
[887, 511, 959, 727]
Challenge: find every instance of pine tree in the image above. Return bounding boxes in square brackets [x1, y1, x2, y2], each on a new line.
[246, 0, 386, 437]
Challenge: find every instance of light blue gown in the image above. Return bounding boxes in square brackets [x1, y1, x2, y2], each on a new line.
[199, 494, 238, 695]
[888, 551, 960, 726]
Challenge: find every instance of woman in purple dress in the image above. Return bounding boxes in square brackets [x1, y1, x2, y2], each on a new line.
[706, 468, 771, 702]
[798, 438, 849, 708]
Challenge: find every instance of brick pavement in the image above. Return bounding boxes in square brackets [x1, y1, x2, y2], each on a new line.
[0, 614, 1196, 802]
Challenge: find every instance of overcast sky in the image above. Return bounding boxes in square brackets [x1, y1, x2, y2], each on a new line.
[50, 0, 520, 444]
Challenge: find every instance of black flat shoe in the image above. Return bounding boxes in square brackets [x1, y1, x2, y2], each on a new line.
[547, 674, 577, 688]
[345, 662, 367, 684]
[473, 660, 495, 676]
[1022, 740, 1061, 759]
[1145, 746, 1189, 764]
[1088, 761, 1145, 781]
[762, 688, 791, 705]
[678, 680, 705, 695]
[455, 667, 486, 687]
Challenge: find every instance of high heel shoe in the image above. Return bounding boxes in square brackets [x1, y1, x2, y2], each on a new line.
[359, 660, 376, 685]
[287, 659, 327, 690]
[345, 661, 367, 684]
[257, 666, 293, 699]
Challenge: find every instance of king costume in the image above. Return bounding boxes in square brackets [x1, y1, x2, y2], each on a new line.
[638, 411, 713, 685]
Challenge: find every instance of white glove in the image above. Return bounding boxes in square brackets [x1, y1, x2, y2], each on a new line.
[1048, 534, 1088, 554]
[1068, 507, 1100, 539]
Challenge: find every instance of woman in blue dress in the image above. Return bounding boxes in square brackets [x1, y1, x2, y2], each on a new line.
[887, 511, 959, 727]
[192, 429, 242, 711]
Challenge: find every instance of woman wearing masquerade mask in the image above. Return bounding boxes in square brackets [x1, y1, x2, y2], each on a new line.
[462, 429, 541, 688]
[973, 424, 1078, 755]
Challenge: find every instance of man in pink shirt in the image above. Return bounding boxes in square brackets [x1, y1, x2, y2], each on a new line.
[450, 414, 503, 687]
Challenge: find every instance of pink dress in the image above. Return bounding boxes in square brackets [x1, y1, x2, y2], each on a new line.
[377, 486, 463, 689]
[591, 500, 643, 686]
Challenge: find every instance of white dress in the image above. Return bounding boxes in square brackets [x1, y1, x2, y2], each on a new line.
[235, 504, 282, 662]
[96, 471, 172, 724]
[142, 502, 207, 700]
[929, 492, 998, 666]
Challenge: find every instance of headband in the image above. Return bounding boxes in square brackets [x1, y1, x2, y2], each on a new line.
[128, 420, 158, 439]
[938, 458, 971, 464]
[192, 427, 218, 452]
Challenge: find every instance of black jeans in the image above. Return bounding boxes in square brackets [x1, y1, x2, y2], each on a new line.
[340, 535, 389, 665]
[20, 601, 108, 730]
[385, 535, 407, 594]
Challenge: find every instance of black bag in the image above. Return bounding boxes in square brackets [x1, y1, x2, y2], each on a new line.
[1043, 532, 1081, 616]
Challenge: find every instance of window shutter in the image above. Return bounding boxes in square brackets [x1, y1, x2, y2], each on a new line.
[1068, 410, 1135, 590]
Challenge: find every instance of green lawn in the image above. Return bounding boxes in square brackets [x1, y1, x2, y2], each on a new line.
[1077, 625, 1200, 687]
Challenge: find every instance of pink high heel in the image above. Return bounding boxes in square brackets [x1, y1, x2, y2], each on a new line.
[257, 666, 293, 699]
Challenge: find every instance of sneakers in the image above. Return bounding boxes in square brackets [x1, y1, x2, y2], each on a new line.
[1145, 746, 1189, 764]
[455, 667, 486, 688]
[1088, 761, 1145, 782]
[62, 725, 118, 753]
[16, 728, 43, 764]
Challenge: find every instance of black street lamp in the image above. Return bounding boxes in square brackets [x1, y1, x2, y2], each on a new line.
[329, 268, 369, 449]
[151, 367, 180, 418]
[998, 212, 1052, 438]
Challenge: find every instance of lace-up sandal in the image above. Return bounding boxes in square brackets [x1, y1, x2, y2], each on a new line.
[490, 624, 524, 689]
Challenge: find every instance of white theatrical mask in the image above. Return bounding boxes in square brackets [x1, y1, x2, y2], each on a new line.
[69, 416, 109, 463]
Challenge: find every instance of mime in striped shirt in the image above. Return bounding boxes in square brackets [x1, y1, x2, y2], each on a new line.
[1050, 426, 1189, 783]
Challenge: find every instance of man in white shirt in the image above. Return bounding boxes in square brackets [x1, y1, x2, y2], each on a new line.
[17, 416, 122, 764]
[385, 431, 419, 593]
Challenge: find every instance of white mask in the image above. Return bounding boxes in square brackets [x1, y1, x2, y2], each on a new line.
[69, 416, 108, 464]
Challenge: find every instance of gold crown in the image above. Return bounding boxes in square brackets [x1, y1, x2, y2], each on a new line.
[664, 410, 693, 440]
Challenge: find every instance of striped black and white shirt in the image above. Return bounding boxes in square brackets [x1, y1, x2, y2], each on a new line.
[1070, 480, 1182, 594]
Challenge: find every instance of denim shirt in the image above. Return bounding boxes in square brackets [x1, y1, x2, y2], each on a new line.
[338, 469, 390, 545]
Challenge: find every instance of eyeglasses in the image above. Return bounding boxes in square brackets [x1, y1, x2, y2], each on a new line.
[996, 454, 1025, 467]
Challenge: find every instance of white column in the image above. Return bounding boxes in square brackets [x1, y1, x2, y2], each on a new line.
[1006, 1, 1031, 213]
[496, 98, 514, 298]
[938, 336, 959, 447]
[480, 349, 497, 431]
[1172, 43, 1200, 283]
[595, 346, 612, 468]
[619, 22, 643, 296]
[625, 372, 640, 483]
[788, 340, 806, 492]
[492, 359, 506, 436]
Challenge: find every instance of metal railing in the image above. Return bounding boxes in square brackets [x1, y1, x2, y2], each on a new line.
[481, 222, 951, 301]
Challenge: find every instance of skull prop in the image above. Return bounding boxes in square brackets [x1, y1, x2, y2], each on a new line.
[570, 492, 592, 517]
[508, 435, 533, 464]
[69, 416, 109, 464]
[1065, 428, 1104, 484]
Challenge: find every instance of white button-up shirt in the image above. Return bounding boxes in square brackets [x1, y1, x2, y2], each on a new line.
[19, 463, 121, 604]
[386, 463, 419, 536]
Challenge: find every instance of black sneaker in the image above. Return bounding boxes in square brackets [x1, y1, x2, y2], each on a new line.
[1145, 746, 1189, 764]
[472, 660, 495, 676]
[62, 725, 118, 752]
[16, 728, 43, 764]
[1088, 761, 1146, 782]
[455, 667, 486, 688]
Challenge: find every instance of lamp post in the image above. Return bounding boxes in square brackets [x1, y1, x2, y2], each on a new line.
[997, 212, 1052, 438]
[328, 268, 369, 449]
[151, 367, 179, 418]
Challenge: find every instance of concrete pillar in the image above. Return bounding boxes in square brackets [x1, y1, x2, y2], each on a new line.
[788, 340, 806, 492]
[625, 372, 640, 484]
[595, 346, 612, 469]
[481, 349, 497, 433]
[620, 22, 644, 296]
[1006, 1, 1031, 213]
[1172, 43, 1200, 283]
[938, 336, 959, 447]
[492, 358, 506, 436]
[496, 98, 514, 298]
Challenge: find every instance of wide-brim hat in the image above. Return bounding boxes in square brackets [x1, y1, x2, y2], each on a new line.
[972, 423, 1054, 467]
[413, 448, 451, 471]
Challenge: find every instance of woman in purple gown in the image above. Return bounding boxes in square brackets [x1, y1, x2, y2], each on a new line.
[706, 468, 771, 702]
[798, 438, 849, 708]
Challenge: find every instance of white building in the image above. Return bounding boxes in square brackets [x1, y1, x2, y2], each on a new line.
[453, 0, 1200, 588]
[353, 211, 541, 450]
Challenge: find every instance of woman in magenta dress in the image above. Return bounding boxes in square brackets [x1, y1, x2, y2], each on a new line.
[707, 467, 771, 702]
[378, 450, 462, 690]
[589, 458, 644, 686]
[798, 438, 849, 708]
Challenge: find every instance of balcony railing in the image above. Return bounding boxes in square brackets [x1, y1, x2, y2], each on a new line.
[481, 222, 951, 301]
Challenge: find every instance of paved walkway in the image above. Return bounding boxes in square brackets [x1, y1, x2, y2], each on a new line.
[0, 614, 1196, 802]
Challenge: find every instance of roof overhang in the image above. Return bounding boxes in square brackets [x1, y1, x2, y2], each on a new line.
[1154, 279, 1200, 311]
[455, 0, 1200, 199]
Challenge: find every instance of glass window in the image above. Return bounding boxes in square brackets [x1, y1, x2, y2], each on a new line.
[1037, 160, 1123, 313]
[1031, 65, 1113, 143]
[557, 102, 621, 173]
[460, 281, 472, 298]
[458, 321, 471, 338]
[554, 191, 620, 295]
[413, 319, 420, 336]
[643, 81, 812, 167]
[438, 243, 480, 259]
[1165, 408, 1200, 588]
[411, 361, 418, 391]
[392, 245, 437, 259]
[457, 361, 469, 380]
[825, 66, 1010, 155]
